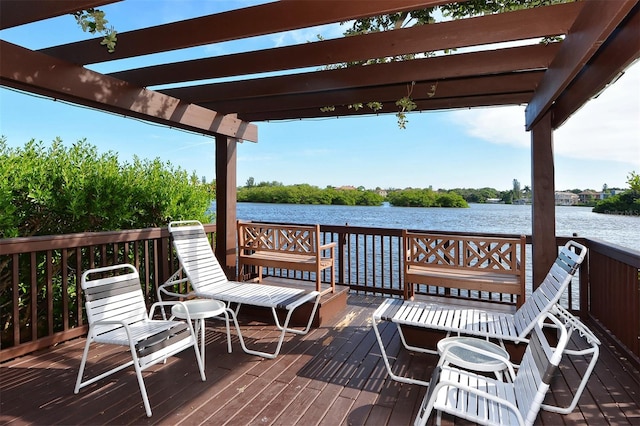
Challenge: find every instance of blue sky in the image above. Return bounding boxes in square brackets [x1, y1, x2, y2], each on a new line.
[1, 0, 638, 192]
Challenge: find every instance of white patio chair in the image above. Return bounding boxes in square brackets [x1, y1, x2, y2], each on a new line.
[74, 264, 205, 417]
[372, 240, 587, 387]
[415, 311, 570, 426]
[158, 220, 321, 359]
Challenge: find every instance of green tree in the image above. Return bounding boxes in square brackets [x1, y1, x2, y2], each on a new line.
[502, 190, 514, 204]
[237, 183, 384, 206]
[592, 171, 640, 215]
[0, 138, 216, 347]
[387, 188, 468, 208]
[627, 171, 640, 193]
[512, 179, 521, 200]
[0, 138, 214, 238]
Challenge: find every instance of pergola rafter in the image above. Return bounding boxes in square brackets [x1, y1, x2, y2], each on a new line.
[200, 72, 544, 118]
[108, 2, 582, 88]
[160, 44, 559, 106]
[38, 0, 454, 65]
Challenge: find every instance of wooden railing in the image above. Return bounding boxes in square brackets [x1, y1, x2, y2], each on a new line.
[585, 238, 640, 365]
[0, 225, 216, 362]
[1, 224, 638, 368]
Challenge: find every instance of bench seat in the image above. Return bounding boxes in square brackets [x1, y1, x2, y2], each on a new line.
[240, 251, 334, 270]
[406, 264, 523, 294]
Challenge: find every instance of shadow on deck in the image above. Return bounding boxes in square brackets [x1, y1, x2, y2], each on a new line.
[1, 293, 639, 425]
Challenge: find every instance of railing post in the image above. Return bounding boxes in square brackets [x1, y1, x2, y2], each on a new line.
[580, 248, 590, 317]
[338, 230, 347, 285]
[157, 230, 171, 303]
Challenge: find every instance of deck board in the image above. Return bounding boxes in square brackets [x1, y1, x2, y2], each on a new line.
[1, 294, 639, 425]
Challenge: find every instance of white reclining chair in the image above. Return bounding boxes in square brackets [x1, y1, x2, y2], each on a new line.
[415, 312, 570, 426]
[159, 220, 321, 359]
[74, 264, 205, 417]
[372, 240, 587, 387]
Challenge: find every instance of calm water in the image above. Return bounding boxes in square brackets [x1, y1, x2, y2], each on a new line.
[233, 202, 640, 252]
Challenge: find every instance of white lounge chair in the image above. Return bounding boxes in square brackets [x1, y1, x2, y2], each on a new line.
[372, 240, 587, 387]
[414, 312, 570, 426]
[542, 304, 600, 414]
[159, 220, 321, 359]
[74, 264, 205, 418]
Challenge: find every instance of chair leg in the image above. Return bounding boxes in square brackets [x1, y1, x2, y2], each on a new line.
[372, 317, 431, 387]
[230, 297, 319, 359]
[75, 331, 136, 393]
[74, 334, 93, 394]
[222, 310, 232, 353]
[125, 342, 153, 418]
[271, 294, 320, 336]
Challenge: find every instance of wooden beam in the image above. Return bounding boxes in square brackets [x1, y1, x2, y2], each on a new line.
[39, 0, 453, 65]
[109, 3, 582, 87]
[552, 3, 640, 129]
[162, 44, 560, 103]
[0, 41, 257, 142]
[201, 72, 543, 117]
[239, 93, 530, 122]
[530, 112, 557, 288]
[0, 0, 120, 29]
[525, 0, 638, 130]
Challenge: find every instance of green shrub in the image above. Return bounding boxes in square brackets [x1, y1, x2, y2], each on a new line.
[0, 137, 214, 238]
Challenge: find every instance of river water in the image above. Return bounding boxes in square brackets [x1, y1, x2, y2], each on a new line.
[234, 202, 640, 252]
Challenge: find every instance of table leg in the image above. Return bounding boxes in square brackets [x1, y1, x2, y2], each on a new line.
[198, 318, 205, 369]
[224, 311, 232, 353]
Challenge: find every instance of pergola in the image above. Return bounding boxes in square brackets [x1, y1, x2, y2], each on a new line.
[1, 0, 638, 284]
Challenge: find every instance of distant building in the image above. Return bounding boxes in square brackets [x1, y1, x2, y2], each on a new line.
[579, 191, 599, 204]
[555, 191, 579, 206]
[375, 189, 388, 197]
[336, 185, 357, 191]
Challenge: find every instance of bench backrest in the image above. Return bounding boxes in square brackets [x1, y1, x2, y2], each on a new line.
[81, 264, 149, 335]
[404, 231, 526, 275]
[238, 221, 321, 254]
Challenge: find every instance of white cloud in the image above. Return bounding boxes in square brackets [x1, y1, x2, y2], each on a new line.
[450, 105, 529, 148]
[555, 62, 640, 164]
[450, 61, 640, 167]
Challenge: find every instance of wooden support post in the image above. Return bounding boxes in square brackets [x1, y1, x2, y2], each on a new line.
[215, 135, 238, 279]
[531, 111, 557, 288]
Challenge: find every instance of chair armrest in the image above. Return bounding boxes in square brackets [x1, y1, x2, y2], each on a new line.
[149, 300, 194, 324]
[158, 277, 192, 300]
[319, 241, 337, 250]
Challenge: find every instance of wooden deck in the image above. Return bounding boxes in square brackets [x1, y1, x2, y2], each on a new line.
[1, 293, 639, 425]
